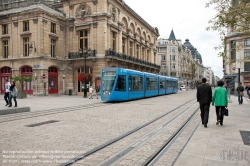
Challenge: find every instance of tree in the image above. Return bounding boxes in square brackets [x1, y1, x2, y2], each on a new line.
[206, 0, 250, 52]
[10, 75, 32, 98]
[10, 75, 32, 91]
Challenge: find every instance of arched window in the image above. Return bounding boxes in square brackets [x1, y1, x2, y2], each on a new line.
[21, 66, 33, 94]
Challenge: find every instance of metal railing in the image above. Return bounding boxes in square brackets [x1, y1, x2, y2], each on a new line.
[68, 49, 96, 59]
[105, 49, 160, 69]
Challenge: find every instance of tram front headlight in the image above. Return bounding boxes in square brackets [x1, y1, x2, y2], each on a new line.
[109, 92, 110, 95]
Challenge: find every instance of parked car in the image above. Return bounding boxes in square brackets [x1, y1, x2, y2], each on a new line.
[180, 85, 186, 91]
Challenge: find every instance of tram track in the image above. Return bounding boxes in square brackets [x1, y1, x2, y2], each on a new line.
[96, 100, 199, 166]
[0, 103, 111, 123]
[60, 98, 197, 166]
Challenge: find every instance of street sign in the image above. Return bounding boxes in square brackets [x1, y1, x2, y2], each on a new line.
[42, 74, 46, 79]
[34, 64, 39, 68]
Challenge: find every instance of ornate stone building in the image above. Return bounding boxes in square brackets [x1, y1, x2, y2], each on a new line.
[0, 0, 160, 96]
[157, 30, 204, 88]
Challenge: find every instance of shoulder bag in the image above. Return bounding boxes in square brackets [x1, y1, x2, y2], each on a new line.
[224, 107, 229, 116]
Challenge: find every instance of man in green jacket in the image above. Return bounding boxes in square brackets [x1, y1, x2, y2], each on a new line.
[212, 81, 228, 126]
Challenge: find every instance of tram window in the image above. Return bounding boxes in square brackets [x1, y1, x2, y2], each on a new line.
[174, 81, 178, 88]
[129, 76, 132, 91]
[132, 76, 142, 91]
[102, 71, 116, 91]
[147, 77, 157, 90]
[168, 81, 172, 89]
[146, 78, 151, 89]
[150, 78, 158, 90]
[160, 79, 165, 89]
[115, 75, 126, 91]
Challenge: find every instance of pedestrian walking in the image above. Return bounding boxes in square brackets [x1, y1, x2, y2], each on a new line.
[236, 82, 244, 104]
[212, 81, 228, 126]
[4, 79, 11, 106]
[8, 81, 18, 107]
[89, 85, 93, 99]
[95, 86, 99, 99]
[245, 85, 250, 99]
[196, 78, 212, 128]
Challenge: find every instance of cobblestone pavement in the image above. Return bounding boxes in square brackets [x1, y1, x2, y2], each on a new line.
[0, 90, 195, 166]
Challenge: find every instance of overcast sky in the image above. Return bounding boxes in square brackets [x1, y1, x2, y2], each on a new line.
[124, 0, 223, 79]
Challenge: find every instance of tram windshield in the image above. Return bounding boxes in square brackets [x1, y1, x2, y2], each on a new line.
[102, 71, 116, 91]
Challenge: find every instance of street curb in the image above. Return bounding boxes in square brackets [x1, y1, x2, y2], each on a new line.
[0, 107, 30, 115]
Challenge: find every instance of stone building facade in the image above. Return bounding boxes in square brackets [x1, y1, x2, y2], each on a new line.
[157, 30, 204, 88]
[224, 31, 250, 86]
[0, 0, 160, 96]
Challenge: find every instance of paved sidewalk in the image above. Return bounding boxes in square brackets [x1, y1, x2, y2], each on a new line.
[175, 95, 250, 166]
[0, 94, 101, 112]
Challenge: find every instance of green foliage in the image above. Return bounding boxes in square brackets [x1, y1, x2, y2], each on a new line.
[206, 0, 250, 35]
[10, 75, 32, 91]
[10, 75, 32, 83]
[206, 0, 250, 52]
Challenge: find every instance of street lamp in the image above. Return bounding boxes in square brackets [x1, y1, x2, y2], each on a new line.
[237, 61, 241, 85]
[79, 48, 89, 98]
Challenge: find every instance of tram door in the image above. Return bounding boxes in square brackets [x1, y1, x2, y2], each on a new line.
[0, 67, 12, 94]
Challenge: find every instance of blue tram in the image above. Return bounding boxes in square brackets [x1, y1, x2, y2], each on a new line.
[100, 68, 178, 102]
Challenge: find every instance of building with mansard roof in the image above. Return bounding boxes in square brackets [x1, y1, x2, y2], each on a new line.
[183, 39, 203, 64]
[157, 30, 205, 88]
[0, 0, 160, 96]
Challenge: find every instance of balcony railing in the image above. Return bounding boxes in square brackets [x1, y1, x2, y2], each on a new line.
[68, 49, 96, 59]
[105, 49, 160, 69]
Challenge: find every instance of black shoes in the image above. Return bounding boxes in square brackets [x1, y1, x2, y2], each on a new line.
[5, 103, 8, 106]
[204, 124, 207, 128]
[8, 105, 12, 107]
